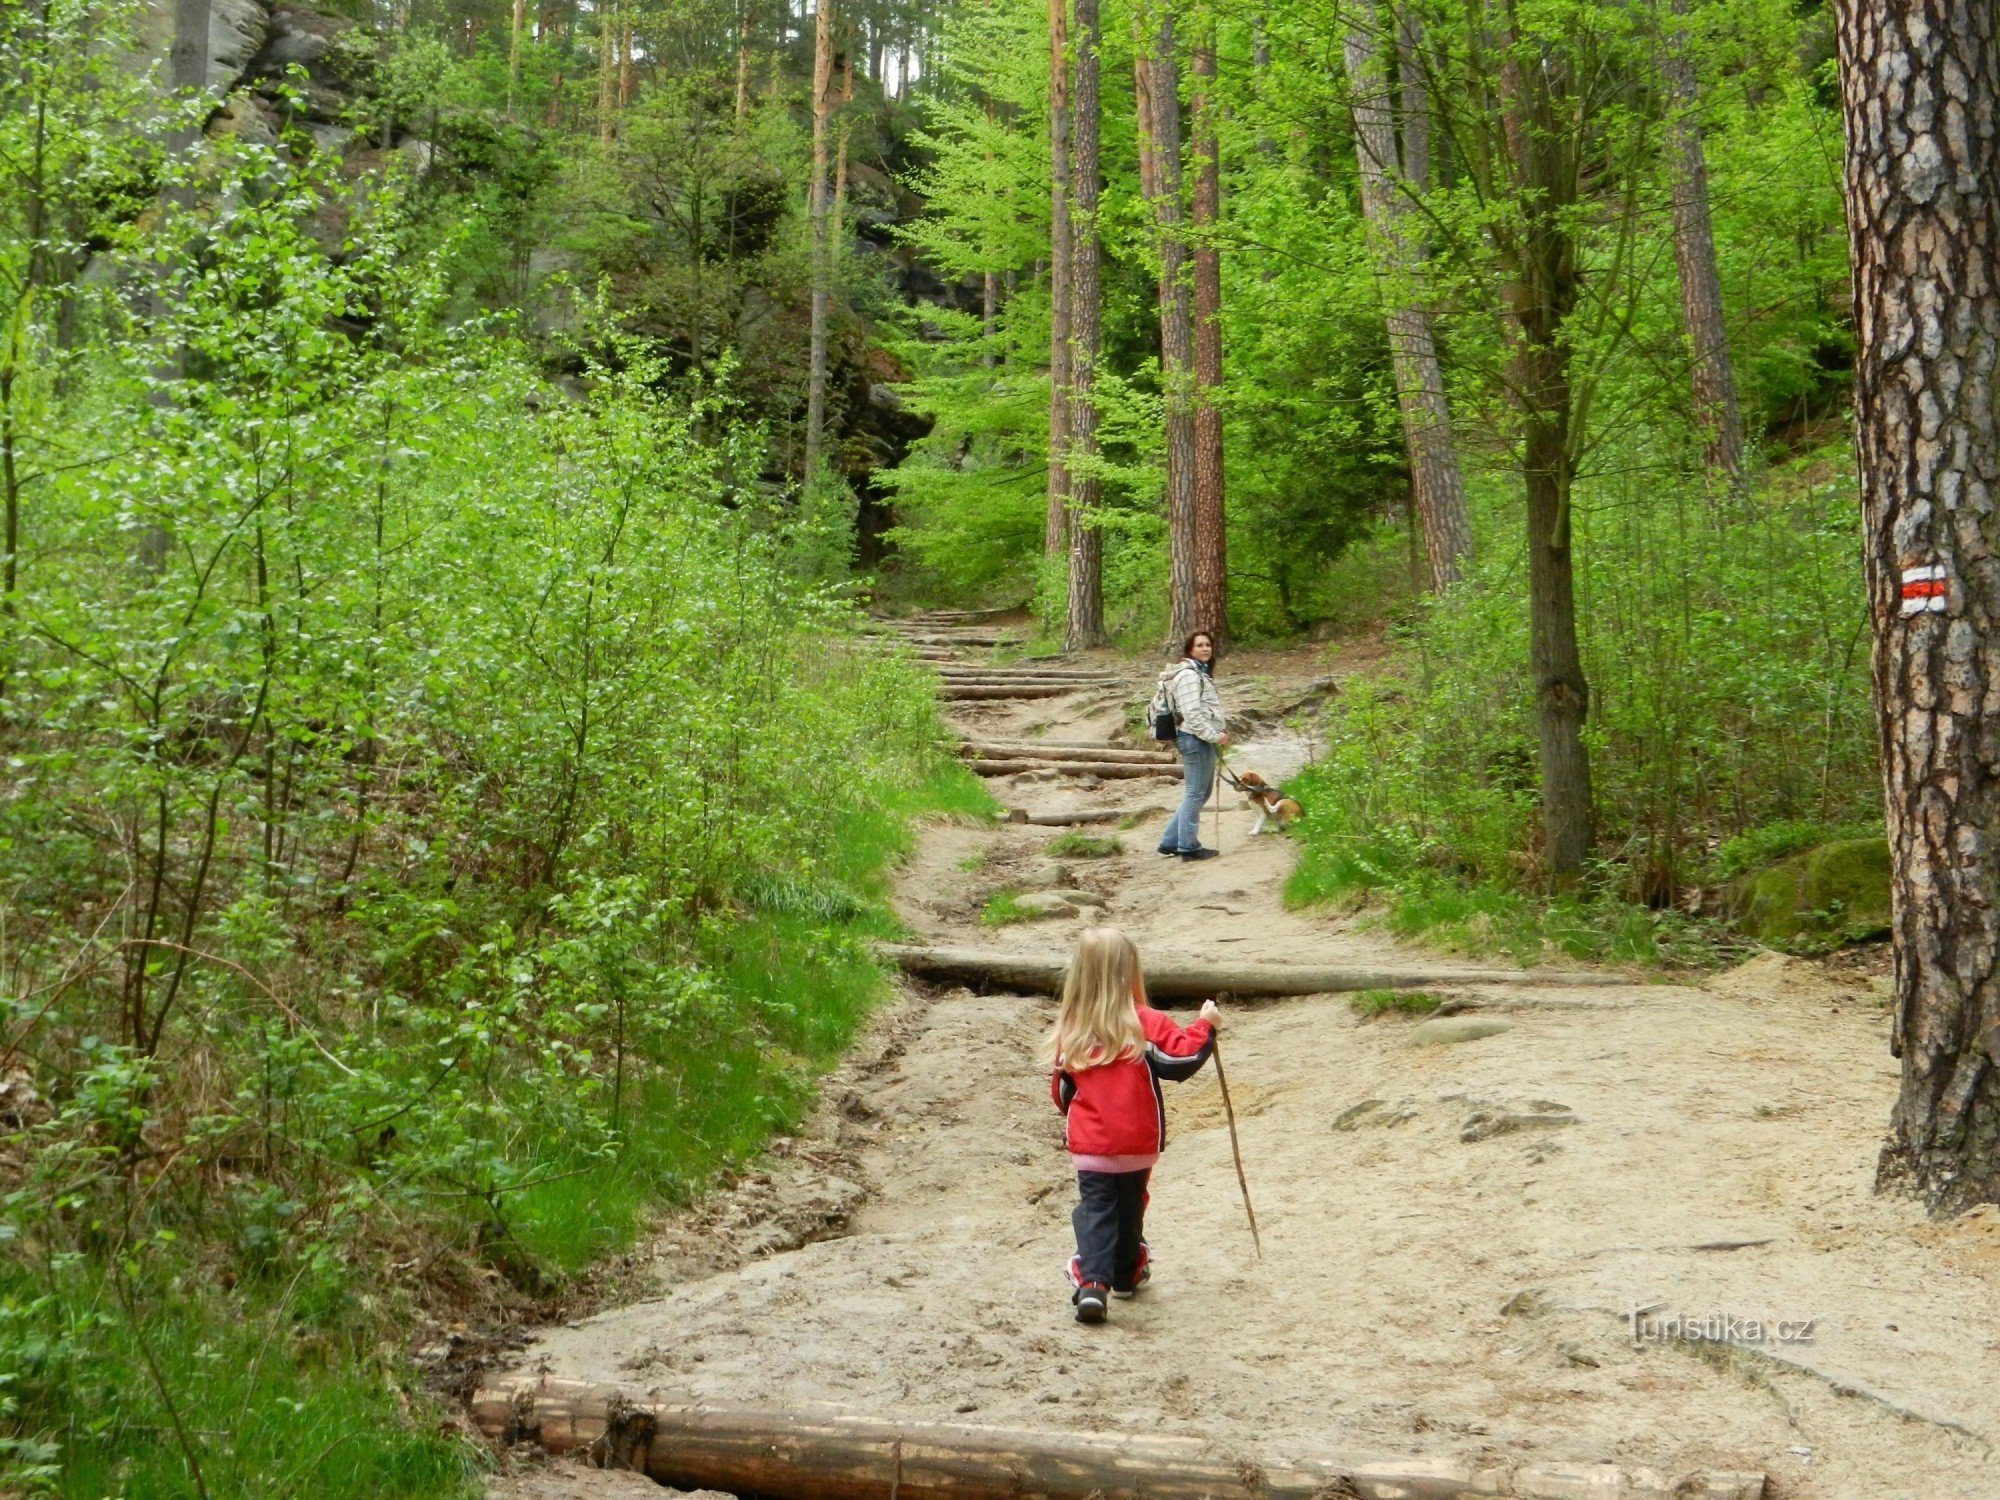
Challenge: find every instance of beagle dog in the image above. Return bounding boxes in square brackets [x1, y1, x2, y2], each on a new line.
[1222, 766, 1302, 835]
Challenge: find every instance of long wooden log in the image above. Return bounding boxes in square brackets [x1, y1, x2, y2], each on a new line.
[967, 759, 1178, 779]
[469, 1379, 1763, 1500]
[962, 743, 1172, 765]
[943, 686, 1110, 701]
[934, 667, 1114, 679]
[878, 943, 1638, 998]
[1008, 808, 1135, 824]
[938, 679, 1125, 690]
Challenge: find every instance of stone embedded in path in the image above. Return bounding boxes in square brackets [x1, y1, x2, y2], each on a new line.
[1459, 1107, 1577, 1142]
[1008, 891, 1084, 919]
[1409, 1016, 1514, 1047]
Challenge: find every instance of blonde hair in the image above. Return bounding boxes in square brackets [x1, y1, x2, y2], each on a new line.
[1046, 927, 1147, 1070]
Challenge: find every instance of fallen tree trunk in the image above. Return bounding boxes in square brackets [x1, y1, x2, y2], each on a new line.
[943, 686, 1111, 701]
[940, 676, 1125, 689]
[469, 1379, 1762, 1500]
[877, 944, 1637, 998]
[1008, 807, 1132, 824]
[966, 759, 1178, 779]
[962, 743, 1172, 765]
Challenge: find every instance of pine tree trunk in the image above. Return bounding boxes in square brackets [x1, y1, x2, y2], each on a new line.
[1189, 12, 1226, 644]
[1343, 0, 1470, 591]
[1499, 38, 1593, 880]
[1833, 0, 2000, 1213]
[619, 11, 634, 105]
[1662, 0, 1747, 498]
[1134, 0, 1199, 645]
[1045, 0, 1074, 559]
[598, 6, 616, 144]
[1065, 0, 1107, 649]
[509, 0, 528, 117]
[804, 0, 837, 481]
[736, 0, 754, 119]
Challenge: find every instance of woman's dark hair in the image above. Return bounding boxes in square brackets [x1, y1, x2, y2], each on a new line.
[1182, 630, 1216, 674]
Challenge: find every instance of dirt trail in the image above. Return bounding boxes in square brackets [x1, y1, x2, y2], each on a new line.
[486, 625, 2000, 1499]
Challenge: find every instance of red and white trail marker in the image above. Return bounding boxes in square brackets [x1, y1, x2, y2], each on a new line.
[1899, 562, 1948, 616]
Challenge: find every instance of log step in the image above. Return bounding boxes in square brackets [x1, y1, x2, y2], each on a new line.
[966, 759, 1177, 779]
[469, 1379, 1764, 1500]
[877, 944, 1640, 999]
[961, 743, 1172, 766]
[1007, 808, 1133, 825]
[943, 685, 1111, 701]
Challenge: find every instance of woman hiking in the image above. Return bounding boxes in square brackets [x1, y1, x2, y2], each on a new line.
[1048, 926, 1220, 1324]
[1154, 630, 1229, 860]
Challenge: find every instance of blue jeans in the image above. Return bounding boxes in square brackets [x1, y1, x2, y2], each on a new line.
[1158, 732, 1217, 853]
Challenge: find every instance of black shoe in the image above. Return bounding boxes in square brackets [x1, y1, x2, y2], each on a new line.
[1178, 847, 1219, 861]
[1073, 1282, 1109, 1324]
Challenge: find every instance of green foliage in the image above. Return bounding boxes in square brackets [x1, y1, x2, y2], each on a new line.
[1044, 832, 1120, 858]
[1731, 836, 1891, 952]
[1348, 989, 1442, 1018]
[0, 129, 967, 1492]
[980, 891, 1035, 927]
[1288, 449, 1871, 960]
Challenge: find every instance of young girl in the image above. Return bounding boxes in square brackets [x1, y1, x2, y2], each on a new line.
[1047, 927, 1220, 1324]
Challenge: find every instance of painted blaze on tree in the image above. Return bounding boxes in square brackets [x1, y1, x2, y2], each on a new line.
[1834, 0, 2000, 1210]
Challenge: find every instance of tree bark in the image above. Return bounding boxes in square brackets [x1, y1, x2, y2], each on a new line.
[1662, 0, 1748, 498]
[1833, 0, 2000, 1212]
[1133, 0, 1199, 645]
[1045, 0, 1075, 558]
[597, 4, 616, 144]
[1498, 32, 1593, 880]
[618, 9, 635, 106]
[736, 0, 754, 119]
[804, 0, 838, 481]
[509, 0, 528, 117]
[1065, 0, 1107, 648]
[1343, 0, 1471, 592]
[1189, 12, 1227, 644]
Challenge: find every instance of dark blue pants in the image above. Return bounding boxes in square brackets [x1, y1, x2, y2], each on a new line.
[1072, 1169, 1149, 1290]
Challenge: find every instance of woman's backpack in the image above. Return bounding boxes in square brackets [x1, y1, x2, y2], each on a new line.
[1148, 670, 1183, 742]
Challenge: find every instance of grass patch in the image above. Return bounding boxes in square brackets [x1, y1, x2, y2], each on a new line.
[1285, 830, 1728, 969]
[3, 1263, 479, 1498]
[1348, 988, 1444, 1018]
[511, 758, 992, 1275]
[981, 891, 1034, 927]
[1044, 832, 1121, 858]
[1116, 813, 1143, 830]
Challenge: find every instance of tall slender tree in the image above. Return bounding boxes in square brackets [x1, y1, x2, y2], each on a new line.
[1661, 0, 1747, 496]
[1133, 0, 1199, 643]
[1189, 7, 1226, 640]
[1833, 0, 2000, 1211]
[1494, 17, 1593, 879]
[1045, 0, 1074, 558]
[804, 0, 838, 480]
[1343, 0, 1470, 591]
[1065, 0, 1107, 648]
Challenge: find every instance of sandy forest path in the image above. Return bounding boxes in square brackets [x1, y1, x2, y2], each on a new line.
[486, 621, 2000, 1500]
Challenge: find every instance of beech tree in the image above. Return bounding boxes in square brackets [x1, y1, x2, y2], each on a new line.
[1833, 0, 2000, 1211]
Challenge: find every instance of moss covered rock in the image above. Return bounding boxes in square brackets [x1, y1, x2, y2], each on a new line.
[1732, 837, 1891, 950]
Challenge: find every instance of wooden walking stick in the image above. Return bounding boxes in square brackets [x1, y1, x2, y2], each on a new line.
[1209, 997, 1261, 1258]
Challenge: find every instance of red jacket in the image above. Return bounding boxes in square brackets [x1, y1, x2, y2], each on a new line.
[1052, 1007, 1216, 1158]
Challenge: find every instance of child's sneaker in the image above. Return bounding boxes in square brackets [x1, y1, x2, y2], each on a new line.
[1112, 1242, 1151, 1299]
[1066, 1253, 1084, 1289]
[1073, 1282, 1109, 1324]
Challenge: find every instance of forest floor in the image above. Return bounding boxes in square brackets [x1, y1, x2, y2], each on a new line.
[484, 625, 2000, 1500]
